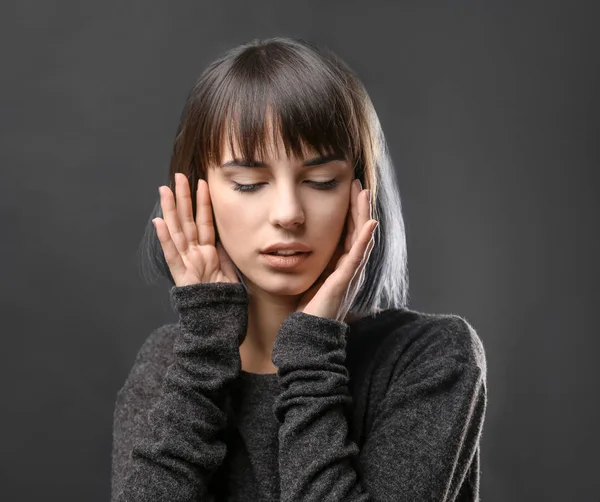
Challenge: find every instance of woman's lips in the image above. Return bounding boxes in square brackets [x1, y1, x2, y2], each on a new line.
[260, 252, 311, 269]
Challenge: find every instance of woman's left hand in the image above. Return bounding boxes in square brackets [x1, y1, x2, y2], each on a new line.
[295, 179, 378, 322]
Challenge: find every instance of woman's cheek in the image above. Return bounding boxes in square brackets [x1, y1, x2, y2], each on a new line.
[327, 195, 350, 228]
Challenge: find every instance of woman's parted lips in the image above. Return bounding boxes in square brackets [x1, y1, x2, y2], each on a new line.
[260, 242, 312, 253]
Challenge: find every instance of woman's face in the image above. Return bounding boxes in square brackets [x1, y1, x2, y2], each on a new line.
[206, 134, 354, 297]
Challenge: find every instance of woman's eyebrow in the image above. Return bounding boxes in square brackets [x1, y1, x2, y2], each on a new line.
[221, 154, 345, 169]
[303, 154, 346, 166]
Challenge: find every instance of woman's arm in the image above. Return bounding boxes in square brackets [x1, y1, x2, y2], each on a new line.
[271, 313, 487, 502]
[112, 281, 248, 501]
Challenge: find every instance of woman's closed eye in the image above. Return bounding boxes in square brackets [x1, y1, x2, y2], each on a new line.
[231, 179, 340, 192]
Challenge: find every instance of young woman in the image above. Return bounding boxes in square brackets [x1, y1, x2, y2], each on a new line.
[112, 37, 487, 501]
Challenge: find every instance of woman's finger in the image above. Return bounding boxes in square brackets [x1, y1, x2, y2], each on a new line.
[196, 179, 216, 246]
[216, 242, 238, 282]
[359, 189, 371, 239]
[159, 186, 188, 255]
[355, 221, 377, 271]
[152, 217, 187, 281]
[348, 179, 360, 246]
[344, 209, 354, 254]
[340, 223, 376, 317]
[351, 229, 375, 289]
[334, 219, 377, 296]
[174, 173, 199, 247]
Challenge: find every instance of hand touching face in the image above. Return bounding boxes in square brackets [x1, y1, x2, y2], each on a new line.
[295, 177, 377, 321]
[205, 136, 355, 297]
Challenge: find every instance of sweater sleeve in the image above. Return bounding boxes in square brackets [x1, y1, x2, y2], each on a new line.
[271, 312, 487, 502]
[112, 281, 248, 502]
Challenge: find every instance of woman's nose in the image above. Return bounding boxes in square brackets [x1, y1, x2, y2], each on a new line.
[269, 189, 306, 228]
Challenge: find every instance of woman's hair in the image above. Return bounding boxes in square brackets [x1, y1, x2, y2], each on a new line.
[138, 37, 409, 315]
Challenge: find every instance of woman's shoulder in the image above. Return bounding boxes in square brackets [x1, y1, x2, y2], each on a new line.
[117, 323, 180, 397]
[348, 307, 486, 377]
[404, 309, 486, 373]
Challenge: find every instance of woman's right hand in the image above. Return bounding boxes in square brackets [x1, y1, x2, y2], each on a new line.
[152, 173, 240, 287]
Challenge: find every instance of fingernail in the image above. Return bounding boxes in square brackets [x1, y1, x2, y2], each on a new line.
[354, 179, 362, 191]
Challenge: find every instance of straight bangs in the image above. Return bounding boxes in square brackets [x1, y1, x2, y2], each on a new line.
[140, 37, 409, 315]
[196, 43, 364, 174]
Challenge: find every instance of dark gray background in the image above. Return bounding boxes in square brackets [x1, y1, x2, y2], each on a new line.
[1, 1, 598, 501]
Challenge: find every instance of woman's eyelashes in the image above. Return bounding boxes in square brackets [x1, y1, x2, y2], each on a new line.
[231, 179, 340, 192]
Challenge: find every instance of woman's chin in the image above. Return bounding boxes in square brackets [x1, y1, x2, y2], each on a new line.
[246, 272, 320, 296]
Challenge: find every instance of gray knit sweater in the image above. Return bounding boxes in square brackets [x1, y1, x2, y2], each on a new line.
[111, 281, 487, 501]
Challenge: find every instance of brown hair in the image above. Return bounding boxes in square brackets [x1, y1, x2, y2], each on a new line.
[168, 38, 377, 218]
[139, 37, 410, 314]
